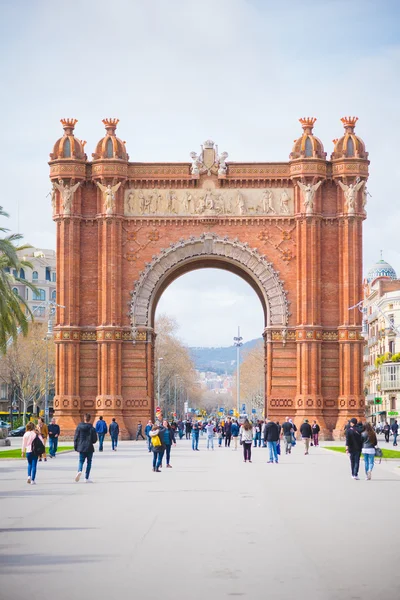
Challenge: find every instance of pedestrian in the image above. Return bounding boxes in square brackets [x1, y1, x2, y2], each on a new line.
[145, 419, 153, 452]
[281, 417, 293, 455]
[231, 420, 240, 450]
[300, 419, 312, 455]
[95, 416, 107, 452]
[253, 421, 261, 447]
[289, 419, 297, 446]
[205, 420, 215, 450]
[345, 417, 363, 480]
[48, 417, 60, 458]
[149, 423, 166, 472]
[21, 422, 44, 485]
[37, 417, 48, 462]
[264, 418, 280, 464]
[74, 413, 98, 483]
[162, 420, 176, 467]
[109, 418, 119, 451]
[224, 417, 232, 447]
[311, 420, 320, 447]
[391, 420, 398, 446]
[383, 421, 390, 443]
[185, 420, 192, 440]
[177, 420, 184, 440]
[136, 420, 145, 441]
[261, 420, 267, 447]
[217, 424, 223, 447]
[362, 422, 377, 481]
[191, 421, 200, 451]
[240, 419, 253, 463]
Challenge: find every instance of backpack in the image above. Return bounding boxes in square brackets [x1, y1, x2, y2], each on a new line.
[151, 435, 161, 447]
[31, 434, 45, 457]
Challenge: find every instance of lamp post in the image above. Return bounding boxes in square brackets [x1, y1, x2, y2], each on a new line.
[157, 357, 163, 417]
[44, 315, 54, 425]
[233, 326, 243, 416]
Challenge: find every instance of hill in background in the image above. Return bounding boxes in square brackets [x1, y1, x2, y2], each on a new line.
[190, 338, 262, 374]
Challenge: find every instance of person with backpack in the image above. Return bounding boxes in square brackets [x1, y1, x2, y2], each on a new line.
[95, 416, 108, 451]
[109, 418, 119, 451]
[21, 422, 45, 485]
[149, 423, 166, 472]
[74, 414, 98, 483]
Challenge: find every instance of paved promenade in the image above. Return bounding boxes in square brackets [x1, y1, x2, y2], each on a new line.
[1, 436, 400, 600]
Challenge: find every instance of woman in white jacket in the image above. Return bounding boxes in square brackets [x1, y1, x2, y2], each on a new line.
[21, 422, 44, 485]
[240, 419, 254, 463]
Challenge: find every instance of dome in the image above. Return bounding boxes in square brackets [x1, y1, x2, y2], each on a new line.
[331, 117, 368, 160]
[50, 119, 87, 160]
[367, 257, 397, 283]
[92, 118, 129, 161]
[290, 117, 326, 160]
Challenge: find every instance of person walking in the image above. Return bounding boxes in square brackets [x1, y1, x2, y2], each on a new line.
[149, 423, 166, 472]
[345, 417, 363, 480]
[217, 424, 223, 447]
[145, 419, 153, 452]
[109, 418, 119, 451]
[162, 420, 176, 467]
[383, 421, 391, 443]
[311, 420, 320, 447]
[95, 416, 107, 452]
[191, 421, 200, 451]
[136, 421, 145, 441]
[281, 417, 294, 455]
[300, 419, 313, 455]
[74, 414, 98, 483]
[48, 417, 60, 458]
[224, 418, 232, 447]
[253, 421, 261, 447]
[177, 420, 184, 440]
[362, 422, 378, 480]
[205, 420, 215, 450]
[289, 419, 297, 447]
[241, 419, 253, 463]
[21, 422, 44, 485]
[391, 420, 398, 446]
[37, 417, 48, 462]
[231, 420, 240, 450]
[264, 418, 280, 464]
[185, 420, 192, 440]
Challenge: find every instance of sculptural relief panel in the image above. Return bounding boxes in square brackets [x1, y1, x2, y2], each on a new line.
[123, 187, 294, 217]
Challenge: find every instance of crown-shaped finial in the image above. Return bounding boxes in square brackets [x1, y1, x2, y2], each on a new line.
[103, 118, 119, 134]
[332, 138, 338, 146]
[61, 118, 78, 132]
[299, 117, 317, 132]
[341, 116, 358, 131]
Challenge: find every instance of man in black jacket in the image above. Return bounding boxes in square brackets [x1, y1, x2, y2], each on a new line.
[300, 419, 312, 455]
[224, 418, 232, 447]
[264, 418, 280, 463]
[48, 418, 60, 458]
[345, 417, 363, 480]
[311, 420, 320, 447]
[74, 414, 98, 483]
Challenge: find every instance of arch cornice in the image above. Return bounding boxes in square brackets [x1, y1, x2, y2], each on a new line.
[129, 232, 289, 334]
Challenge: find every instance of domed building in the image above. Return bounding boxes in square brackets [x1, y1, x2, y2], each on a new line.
[290, 117, 326, 160]
[92, 118, 129, 161]
[49, 118, 87, 161]
[366, 256, 397, 283]
[331, 116, 368, 160]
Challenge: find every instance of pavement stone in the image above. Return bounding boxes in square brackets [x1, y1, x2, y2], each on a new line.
[1, 436, 400, 600]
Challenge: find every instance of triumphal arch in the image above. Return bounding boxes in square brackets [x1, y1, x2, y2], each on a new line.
[49, 116, 369, 438]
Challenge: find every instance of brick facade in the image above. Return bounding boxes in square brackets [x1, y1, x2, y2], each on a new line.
[50, 117, 369, 438]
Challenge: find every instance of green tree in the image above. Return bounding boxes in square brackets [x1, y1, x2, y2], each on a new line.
[0, 207, 35, 353]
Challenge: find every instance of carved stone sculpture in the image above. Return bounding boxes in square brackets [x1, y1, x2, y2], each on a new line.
[190, 152, 201, 175]
[54, 179, 80, 215]
[236, 190, 246, 215]
[297, 180, 322, 215]
[218, 151, 229, 175]
[51, 183, 57, 214]
[126, 190, 135, 213]
[362, 184, 371, 210]
[280, 189, 290, 214]
[338, 179, 364, 214]
[96, 181, 122, 214]
[262, 189, 275, 214]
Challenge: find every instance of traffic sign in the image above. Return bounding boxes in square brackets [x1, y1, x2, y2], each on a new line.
[242, 403, 246, 412]
[374, 397, 383, 405]
[252, 408, 256, 414]
[219, 407, 224, 413]
[229, 409, 233, 415]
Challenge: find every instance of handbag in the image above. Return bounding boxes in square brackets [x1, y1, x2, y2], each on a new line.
[375, 446, 383, 458]
[276, 442, 281, 455]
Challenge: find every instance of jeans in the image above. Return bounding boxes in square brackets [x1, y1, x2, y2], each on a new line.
[111, 435, 118, 450]
[146, 435, 152, 451]
[153, 449, 164, 470]
[49, 437, 58, 457]
[26, 452, 38, 481]
[165, 444, 172, 465]
[218, 437, 222, 446]
[267, 441, 278, 462]
[78, 451, 93, 479]
[393, 433, 398, 446]
[207, 435, 214, 449]
[349, 450, 361, 477]
[364, 452, 375, 474]
[192, 434, 199, 450]
[243, 442, 252, 461]
[98, 433, 105, 451]
[225, 434, 231, 447]
[254, 432, 261, 447]
[385, 431, 390, 443]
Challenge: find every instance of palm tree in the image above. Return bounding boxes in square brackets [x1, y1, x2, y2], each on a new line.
[0, 207, 36, 353]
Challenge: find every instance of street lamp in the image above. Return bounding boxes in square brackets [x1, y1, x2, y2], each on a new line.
[157, 357, 163, 416]
[233, 326, 243, 416]
[44, 308, 56, 425]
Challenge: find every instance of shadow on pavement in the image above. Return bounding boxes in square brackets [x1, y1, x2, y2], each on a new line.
[0, 553, 106, 572]
[0, 527, 98, 533]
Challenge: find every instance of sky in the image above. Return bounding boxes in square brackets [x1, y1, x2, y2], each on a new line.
[1, 0, 400, 346]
